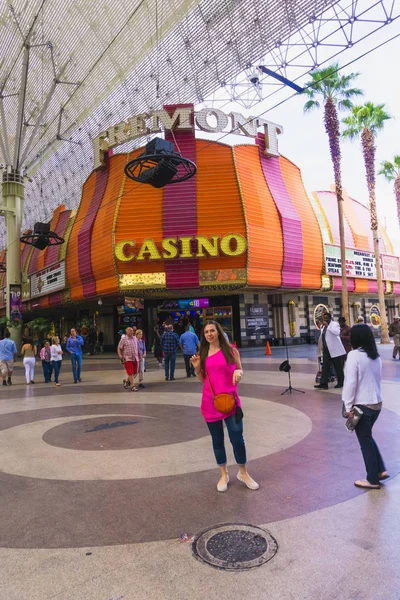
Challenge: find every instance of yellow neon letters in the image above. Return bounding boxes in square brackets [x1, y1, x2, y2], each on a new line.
[114, 234, 246, 262]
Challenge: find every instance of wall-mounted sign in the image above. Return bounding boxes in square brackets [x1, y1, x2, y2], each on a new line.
[245, 304, 269, 337]
[178, 298, 209, 309]
[369, 304, 381, 328]
[382, 255, 400, 282]
[325, 245, 377, 279]
[115, 234, 247, 262]
[30, 261, 66, 298]
[10, 284, 23, 322]
[313, 303, 329, 328]
[93, 105, 283, 169]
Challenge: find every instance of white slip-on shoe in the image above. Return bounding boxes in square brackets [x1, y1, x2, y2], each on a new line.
[217, 475, 229, 492]
[237, 472, 260, 490]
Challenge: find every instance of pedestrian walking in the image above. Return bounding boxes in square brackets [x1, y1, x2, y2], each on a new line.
[0, 330, 17, 386]
[314, 312, 346, 389]
[161, 324, 180, 381]
[66, 328, 84, 383]
[190, 320, 259, 493]
[389, 315, 400, 360]
[153, 325, 163, 367]
[136, 329, 146, 388]
[342, 324, 388, 489]
[179, 325, 200, 377]
[21, 337, 37, 384]
[40, 340, 53, 383]
[51, 335, 63, 386]
[98, 331, 104, 353]
[118, 327, 141, 391]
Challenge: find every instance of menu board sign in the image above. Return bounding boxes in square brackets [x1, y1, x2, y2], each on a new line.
[325, 245, 376, 279]
[30, 261, 65, 298]
[245, 304, 269, 336]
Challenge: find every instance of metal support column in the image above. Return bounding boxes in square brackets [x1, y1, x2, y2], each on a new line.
[0, 171, 24, 346]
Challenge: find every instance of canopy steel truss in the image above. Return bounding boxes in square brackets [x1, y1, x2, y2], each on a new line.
[0, 0, 398, 245]
[206, 0, 399, 110]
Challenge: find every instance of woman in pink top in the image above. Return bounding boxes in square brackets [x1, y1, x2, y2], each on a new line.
[191, 320, 259, 493]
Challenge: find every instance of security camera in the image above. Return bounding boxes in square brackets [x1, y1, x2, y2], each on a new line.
[249, 68, 260, 85]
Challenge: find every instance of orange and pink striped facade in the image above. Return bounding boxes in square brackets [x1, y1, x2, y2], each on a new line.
[1, 132, 399, 311]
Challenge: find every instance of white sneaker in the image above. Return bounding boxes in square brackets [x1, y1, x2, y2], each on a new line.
[237, 472, 259, 490]
[217, 475, 229, 492]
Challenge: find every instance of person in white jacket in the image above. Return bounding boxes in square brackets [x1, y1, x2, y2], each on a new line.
[342, 324, 387, 489]
[314, 312, 346, 389]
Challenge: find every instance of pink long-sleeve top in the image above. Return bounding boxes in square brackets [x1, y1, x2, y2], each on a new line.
[201, 349, 241, 422]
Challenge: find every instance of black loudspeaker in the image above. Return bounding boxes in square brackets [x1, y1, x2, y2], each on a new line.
[138, 159, 178, 188]
[33, 222, 50, 235]
[31, 222, 50, 250]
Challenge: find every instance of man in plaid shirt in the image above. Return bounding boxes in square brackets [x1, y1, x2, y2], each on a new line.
[117, 327, 141, 391]
[161, 324, 180, 381]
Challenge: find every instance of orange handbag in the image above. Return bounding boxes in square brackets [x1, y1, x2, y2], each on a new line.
[206, 372, 236, 414]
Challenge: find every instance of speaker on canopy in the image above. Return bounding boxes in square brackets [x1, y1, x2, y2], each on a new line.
[124, 137, 197, 188]
[20, 222, 64, 250]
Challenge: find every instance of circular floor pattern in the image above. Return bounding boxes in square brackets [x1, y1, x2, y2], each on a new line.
[193, 523, 278, 570]
[0, 396, 311, 480]
[0, 382, 399, 548]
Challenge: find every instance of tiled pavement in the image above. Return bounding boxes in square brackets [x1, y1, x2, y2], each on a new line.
[1, 344, 399, 599]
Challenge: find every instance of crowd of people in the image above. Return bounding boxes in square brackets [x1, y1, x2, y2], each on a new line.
[1, 311, 398, 494]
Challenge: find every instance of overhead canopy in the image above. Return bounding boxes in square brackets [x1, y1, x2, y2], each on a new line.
[0, 0, 397, 243]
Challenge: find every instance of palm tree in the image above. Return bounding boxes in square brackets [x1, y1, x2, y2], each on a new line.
[342, 102, 392, 343]
[26, 317, 51, 343]
[303, 63, 362, 322]
[379, 156, 400, 227]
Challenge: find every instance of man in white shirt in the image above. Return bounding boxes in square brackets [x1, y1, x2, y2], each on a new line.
[314, 312, 346, 390]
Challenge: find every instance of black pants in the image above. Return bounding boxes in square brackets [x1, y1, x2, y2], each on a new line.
[184, 354, 195, 377]
[321, 348, 344, 386]
[354, 406, 385, 485]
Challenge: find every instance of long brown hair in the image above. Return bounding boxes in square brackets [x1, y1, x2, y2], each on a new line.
[199, 320, 235, 370]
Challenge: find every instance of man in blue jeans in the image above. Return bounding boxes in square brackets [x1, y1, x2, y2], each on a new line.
[66, 328, 84, 383]
[161, 324, 180, 381]
[179, 325, 200, 377]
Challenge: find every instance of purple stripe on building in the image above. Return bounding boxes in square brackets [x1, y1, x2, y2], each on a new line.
[78, 161, 109, 298]
[256, 135, 302, 288]
[49, 292, 62, 307]
[28, 246, 40, 276]
[163, 104, 198, 289]
[332, 277, 355, 292]
[46, 210, 71, 266]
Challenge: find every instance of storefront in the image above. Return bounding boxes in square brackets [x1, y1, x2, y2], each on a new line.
[1, 103, 399, 346]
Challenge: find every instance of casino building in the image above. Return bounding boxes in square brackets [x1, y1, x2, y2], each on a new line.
[1, 105, 399, 348]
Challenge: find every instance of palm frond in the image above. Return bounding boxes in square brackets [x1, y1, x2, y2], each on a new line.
[303, 99, 320, 112]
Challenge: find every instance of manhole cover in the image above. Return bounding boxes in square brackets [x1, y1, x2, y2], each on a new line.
[193, 523, 278, 570]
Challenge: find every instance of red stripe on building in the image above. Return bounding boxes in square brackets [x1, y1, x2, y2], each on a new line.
[163, 104, 199, 289]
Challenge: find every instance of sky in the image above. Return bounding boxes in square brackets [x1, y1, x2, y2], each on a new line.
[266, 30, 400, 253]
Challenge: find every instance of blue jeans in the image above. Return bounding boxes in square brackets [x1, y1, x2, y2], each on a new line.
[206, 414, 247, 465]
[52, 360, 62, 383]
[42, 360, 53, 382]
[164, 353, 176, 379]
[355, 405, 385, 485]
[70, 353, 82, 382]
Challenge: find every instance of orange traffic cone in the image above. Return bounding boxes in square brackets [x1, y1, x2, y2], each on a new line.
[265, 341, 272, 355]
